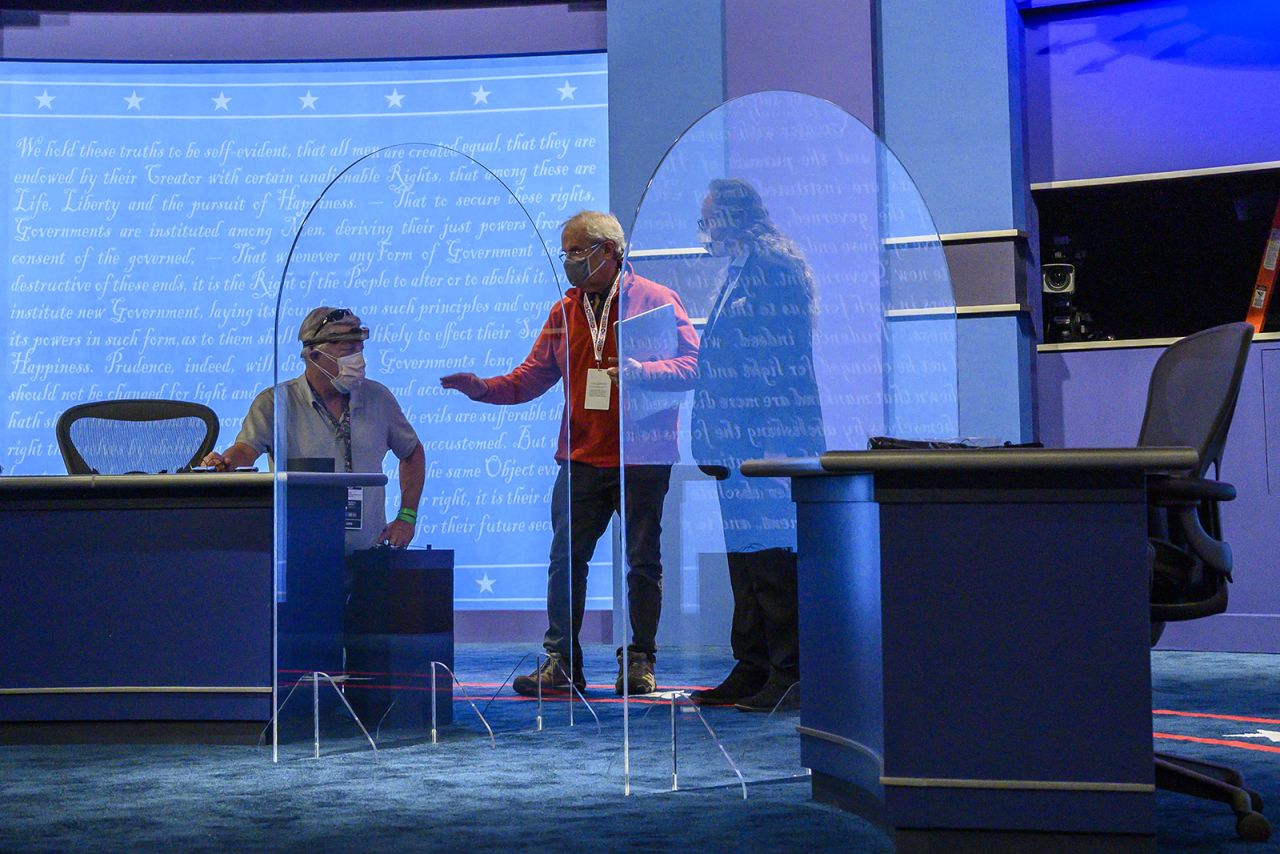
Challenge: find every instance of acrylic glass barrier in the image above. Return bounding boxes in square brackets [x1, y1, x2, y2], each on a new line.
[617, 92, 959, 792]
[269, 144, 599, 759]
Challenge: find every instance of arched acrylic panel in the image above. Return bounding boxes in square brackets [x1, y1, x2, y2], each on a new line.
[268, 144, 588, 759]
[616, 92, 959, 792]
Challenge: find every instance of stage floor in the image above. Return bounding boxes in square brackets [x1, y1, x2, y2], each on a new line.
[1, 650, 1276, 852]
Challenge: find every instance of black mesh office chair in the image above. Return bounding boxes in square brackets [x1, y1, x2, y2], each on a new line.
[55, 399, 220, 475]
[1139, 321, 1270, 842]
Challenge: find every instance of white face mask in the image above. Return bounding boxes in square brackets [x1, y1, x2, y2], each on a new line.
[315, 349, 366, 393]
[698, 229, 738, 259]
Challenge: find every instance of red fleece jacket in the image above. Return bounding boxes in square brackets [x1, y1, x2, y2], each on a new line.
[479, 269, 699, 466]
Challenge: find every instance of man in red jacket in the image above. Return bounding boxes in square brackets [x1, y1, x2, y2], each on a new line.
[441, 210, 698, 697]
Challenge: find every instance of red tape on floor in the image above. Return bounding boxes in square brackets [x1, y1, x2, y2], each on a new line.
[1154, 732, 1280, 755]
[1153, 709, 1280, 726]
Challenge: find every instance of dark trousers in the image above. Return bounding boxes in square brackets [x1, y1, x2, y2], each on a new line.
[728, 548, 800, 681]
[543, 461, 672, 665]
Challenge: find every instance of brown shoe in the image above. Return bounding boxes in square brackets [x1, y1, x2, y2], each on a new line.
[512, 652, 585, 697]
[615, 649, 656, 695]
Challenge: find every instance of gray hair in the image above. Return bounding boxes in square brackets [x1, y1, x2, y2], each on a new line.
[563, 210, 626, 258]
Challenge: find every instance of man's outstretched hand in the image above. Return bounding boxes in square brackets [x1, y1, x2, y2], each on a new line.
[440, 372, 487, 400]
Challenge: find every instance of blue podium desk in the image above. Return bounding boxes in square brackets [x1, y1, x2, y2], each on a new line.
[344, 546, 456, 729]
[0, 471, 383, 741]
[742, 447, 1199, 852]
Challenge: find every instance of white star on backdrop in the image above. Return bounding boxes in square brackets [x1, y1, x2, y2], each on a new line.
[123, 91, 144, 111]
[35, 90, 54, 109]
[299, 91, 318, 110]
[385, 88, 405, 108]
[1224, 729, 1280, 743]
[476, 573, 496, 594]
[471, 85, 491, 105]
[212, 92, 231, 111]
[557, 80, 577, 101]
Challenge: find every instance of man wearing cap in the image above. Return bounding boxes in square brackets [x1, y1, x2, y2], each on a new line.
[202, 306, 425, 553]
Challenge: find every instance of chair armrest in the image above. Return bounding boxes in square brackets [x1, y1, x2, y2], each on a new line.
[1147, 475, 1235, 576]
[1147, 474, 1236, 504]
[1171, 505, 1233, 576]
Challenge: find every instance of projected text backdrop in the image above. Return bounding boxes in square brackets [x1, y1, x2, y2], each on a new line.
[1, 53, 609, 611]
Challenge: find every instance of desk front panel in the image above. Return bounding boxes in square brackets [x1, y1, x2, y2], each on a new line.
[877, 494, 1155, 833]
[0, 502, 272, 721]
[781, 458, 1160, 837]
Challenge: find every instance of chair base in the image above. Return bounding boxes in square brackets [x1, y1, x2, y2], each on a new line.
[1154, 752, 1271, 842]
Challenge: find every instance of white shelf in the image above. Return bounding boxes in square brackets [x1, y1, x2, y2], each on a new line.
[1031, 160, 1280, 191]
[1038, 331, 1280, 353]
[885, 303, 1026, 319]
[629, 228, 1026, 259]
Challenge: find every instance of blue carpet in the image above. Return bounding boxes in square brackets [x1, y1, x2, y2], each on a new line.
[1148, 652, 1279, 851]
[1, 648, 1276, 852]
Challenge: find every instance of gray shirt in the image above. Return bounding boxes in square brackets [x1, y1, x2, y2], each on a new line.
[236, 375, 419, 551]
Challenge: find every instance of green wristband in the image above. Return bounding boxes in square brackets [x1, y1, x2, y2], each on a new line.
[396, 508, 417, 524]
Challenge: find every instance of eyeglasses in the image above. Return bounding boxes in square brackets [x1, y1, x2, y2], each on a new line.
[558, 243, 602, 262]
[698, 216, 734, 232]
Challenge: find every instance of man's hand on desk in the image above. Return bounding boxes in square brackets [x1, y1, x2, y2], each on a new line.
[378, 519, 415, 549]
[200, 451, 233, 472]
[200, 442, 257, 472]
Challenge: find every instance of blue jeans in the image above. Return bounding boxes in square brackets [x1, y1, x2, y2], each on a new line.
[543, 461, 671, 665]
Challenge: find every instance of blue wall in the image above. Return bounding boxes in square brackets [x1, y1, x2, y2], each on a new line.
[878, 0, 1036, 442]
[1023, 0, 1280, 183]
[606, 0, 725, 235]
[0, 6, 605, 61]
[879, 0, 1027, 235]
[1038, 342, 1280, 652]
[607, 0, 878, 231]
[607, 0, 1037, 444]
[958, 315, 1036, 442]
[724, 0, 876, 126]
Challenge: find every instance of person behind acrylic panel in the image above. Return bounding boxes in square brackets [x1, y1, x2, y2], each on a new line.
[201, 307, 426, 553]
[687, 179, 826, 712]
[440, 210, 698, 697]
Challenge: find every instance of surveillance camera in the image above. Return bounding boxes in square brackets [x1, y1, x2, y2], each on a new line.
[1041, 263, 1075, 296]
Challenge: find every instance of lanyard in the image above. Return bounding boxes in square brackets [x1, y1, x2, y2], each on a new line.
[581, 280, 618, 366]
[313, 397, 353, 472]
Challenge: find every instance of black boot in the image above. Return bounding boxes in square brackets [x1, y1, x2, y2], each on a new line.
[692, 552, 772, 705]
[748, 548, 800, 681]
[690, 661, 768, 706]
[726, 549, 771, 668]
[734, 671, 800, 713]
[733, 549, 800, 712]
